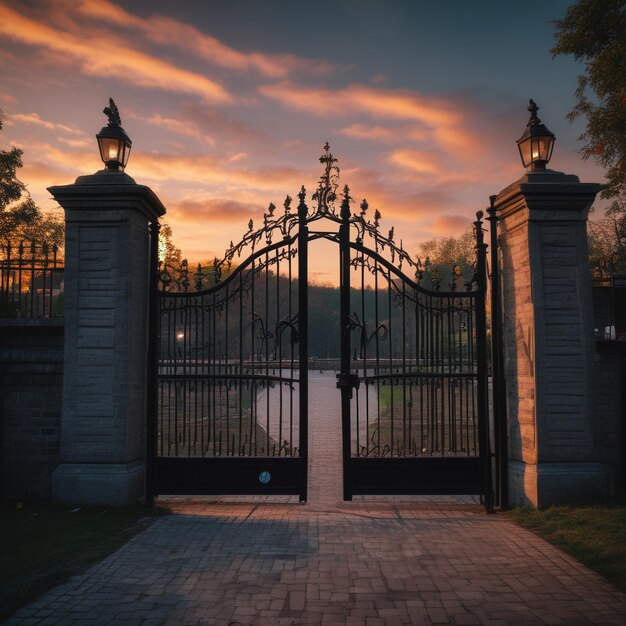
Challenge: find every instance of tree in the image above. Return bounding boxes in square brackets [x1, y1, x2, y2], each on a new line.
[587, 215, 626, 281]
[416, 229, 475, 290]
[158, 223, 182, 267]
[0, 112, 64, 244]
[552, 0, 626, 219]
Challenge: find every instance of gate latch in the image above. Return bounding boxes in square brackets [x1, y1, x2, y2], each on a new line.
[336, 373, 360, 398]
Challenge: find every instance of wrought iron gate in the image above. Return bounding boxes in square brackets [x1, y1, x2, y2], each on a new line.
[337, 199, 492, 504]
[148, 194, 310, 500]
[147, 144, 493, 507]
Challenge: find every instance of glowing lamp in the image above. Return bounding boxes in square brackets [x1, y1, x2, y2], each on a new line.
[96, 98, 132, 171]
[516, 99, 555, 171]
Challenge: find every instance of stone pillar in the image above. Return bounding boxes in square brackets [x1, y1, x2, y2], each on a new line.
[494, 170, 603, 507]
[48, 171, 165, 505]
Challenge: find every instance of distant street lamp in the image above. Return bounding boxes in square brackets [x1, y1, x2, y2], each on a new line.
[96, 98, 132, 171]
[516, 99, 555, 171]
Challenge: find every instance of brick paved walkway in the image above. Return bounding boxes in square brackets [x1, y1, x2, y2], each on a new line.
[6, 499, 626, 625]
[6, 373, 626, 624]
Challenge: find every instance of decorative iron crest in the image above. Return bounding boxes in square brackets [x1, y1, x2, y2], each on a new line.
[161, 143, 482, 294]
[311, 142, 340, 215]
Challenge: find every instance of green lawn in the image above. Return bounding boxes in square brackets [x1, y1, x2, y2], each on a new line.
[510, 505, 626, 594]
[0, 501, 165, 620]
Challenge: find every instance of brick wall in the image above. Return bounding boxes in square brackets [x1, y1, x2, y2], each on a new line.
[0, 320, 64, 500]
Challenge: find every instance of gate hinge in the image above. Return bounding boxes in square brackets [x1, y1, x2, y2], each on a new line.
[336, 373, 360, 392]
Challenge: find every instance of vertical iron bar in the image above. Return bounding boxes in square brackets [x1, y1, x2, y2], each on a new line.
[297, 188, 309, 501]
[146, 220, 160, 504]
[339, 188, 352, 499]
[277, 247, 283, 458]
[375, 240, 381, 457]
[212, 291, 217, 456]
[360, 248, 366, 456]
[387, 273, 394, 456]
[265, 251, 270, 455]
[488, 195, 508, 508]
[225, 284, 230, 457]
[474, 211, 494, 512]
[239, 272, 244, 455]
[288, 242, 294, 457]
[248, 258, 251, 456]
[402, 282, 406, 455]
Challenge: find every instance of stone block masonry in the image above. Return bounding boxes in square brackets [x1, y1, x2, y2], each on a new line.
[48, 171, 165, 506]
[0, 321, 63, 499]
[495, 170, 605, 507]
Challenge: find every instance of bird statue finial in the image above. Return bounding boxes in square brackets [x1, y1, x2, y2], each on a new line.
[103, 98, 122, 127]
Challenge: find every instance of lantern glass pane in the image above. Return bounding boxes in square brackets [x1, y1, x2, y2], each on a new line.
[98, 137, 122, 163]
[120, 141, 130, 167]
[538, 136, 553, 162]
[518, 138, 532, 168]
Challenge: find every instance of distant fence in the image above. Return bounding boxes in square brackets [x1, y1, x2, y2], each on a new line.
[0, 241, 64, 319]
[592, 269, 626, 340]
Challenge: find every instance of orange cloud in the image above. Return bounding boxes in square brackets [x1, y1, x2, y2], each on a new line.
[128, 151, 311, 193]
[339, 123, 434, 147]
[8, 112, 84, 135]
[75, 0, 343, 79]
[58, 137, 91, 148]
[21, 160, 70, 185]
[387, 148, 477, 187]
[179, 102, 269, 144]
[0, 92, 17, 106]
[259, 82, 459, 126]
[433, 126, 486, 160]
[389, 148, 443, 176]
[430, 214, 473, 234]
[167, 198, 259, 224]
[340, 124, 397, 142]
[134, 114, 216, 146]
[0, 3, 232, 104]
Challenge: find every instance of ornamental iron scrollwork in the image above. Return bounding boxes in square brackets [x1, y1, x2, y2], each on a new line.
[159, 143, 482, 296]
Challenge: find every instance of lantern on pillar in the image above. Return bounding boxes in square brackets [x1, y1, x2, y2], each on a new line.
[96, 98, 132, 172]
[516, 99, 555, 171]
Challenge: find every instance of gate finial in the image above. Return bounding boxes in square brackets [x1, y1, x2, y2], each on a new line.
[297, 185, 307, 219]
[340, 184, 352, 221]
[313, 142, 340, 215]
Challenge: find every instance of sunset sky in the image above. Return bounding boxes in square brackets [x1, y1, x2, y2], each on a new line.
[0, 0, 607, 282]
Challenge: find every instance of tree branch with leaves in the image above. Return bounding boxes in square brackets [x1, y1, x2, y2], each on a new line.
[552, 0, 626, 217]
[0, 112, 64, 245]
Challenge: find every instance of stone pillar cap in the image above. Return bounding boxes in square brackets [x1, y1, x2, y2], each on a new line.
[496, 169, 605, 201]
[494, 169, 604, 219]
[72, 170, 137, 185]
[48, 171, 166, 219]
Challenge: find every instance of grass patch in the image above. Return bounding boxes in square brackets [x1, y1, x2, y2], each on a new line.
[0, 501, 165, 620]
[510, 505, 626, 593]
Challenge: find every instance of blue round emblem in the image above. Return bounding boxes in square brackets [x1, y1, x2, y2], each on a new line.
[259, 471, 271, 484]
